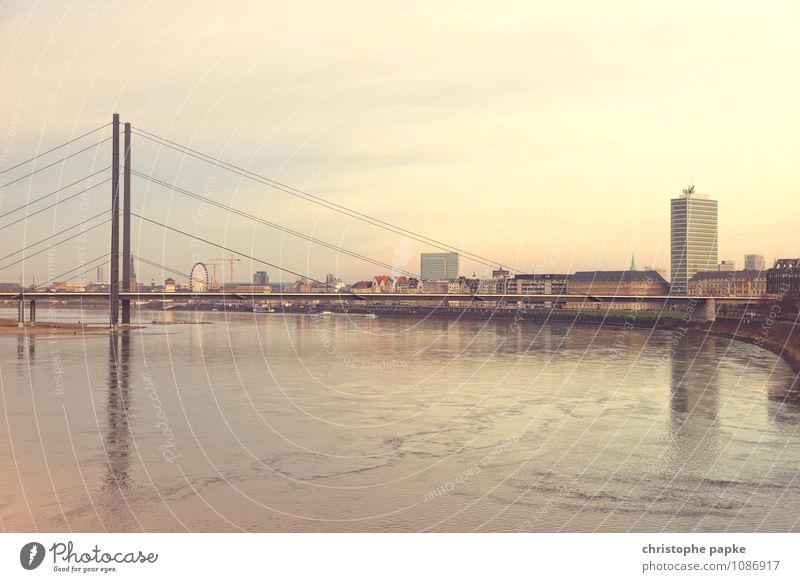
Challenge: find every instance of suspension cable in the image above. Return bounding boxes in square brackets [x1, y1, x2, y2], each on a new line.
[0, 219, 110, 272]
[132, 170, 420, 278]
[0, 209, 109, 262]
[0, 123, 110, 176]
[0, 167, 110, 218]
[132, 212, 326, 286]
[0, 137, 112, 190]
[0, 178, 111, 232]
[132, 126, 514, 272]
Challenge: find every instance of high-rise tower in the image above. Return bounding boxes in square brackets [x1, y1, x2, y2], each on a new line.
[670, 185, 718, 294]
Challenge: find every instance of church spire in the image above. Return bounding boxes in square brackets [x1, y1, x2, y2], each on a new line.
[630, 255, 637, 271]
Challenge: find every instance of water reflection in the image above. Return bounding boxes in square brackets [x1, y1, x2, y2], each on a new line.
[670, 335, 720, 420]
[668, 334, 721, 467]
[103, 332, 133, 493]
[4, 308, 800, 532]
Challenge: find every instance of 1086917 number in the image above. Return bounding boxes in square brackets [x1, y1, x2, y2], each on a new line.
[731, 560, 780, 571]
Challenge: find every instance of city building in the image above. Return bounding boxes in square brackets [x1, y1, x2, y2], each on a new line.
[718, 260, 736, 272]
[253, 271, 269, 285]
[395, 277, 422, 293]
[164, 278, 176, 293]
[688, 270, 766, 297]
[447, 280, 463, 294]
[491, 268, 510, 279]
[670, 186, 718, 294]
[350, 280, 373, 293]
[506, 273, 569, 295]
[567, 270, 669, 296]
[477, 278, 500, 294]
[292, 279, 312, 293]
[231, 285, 272, 293]
[767, 258, 800, 294]
[422, 280, 448, 294]
[744, 254, 766, 272]
[420, 252, 459, 281]
[372, 275, 393, 293]
[324, 273, 339, 291]
[50, 281, 87, 292]
[459, 277, 480, 294]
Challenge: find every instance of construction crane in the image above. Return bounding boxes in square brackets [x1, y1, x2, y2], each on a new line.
[207, 256, 241, 287]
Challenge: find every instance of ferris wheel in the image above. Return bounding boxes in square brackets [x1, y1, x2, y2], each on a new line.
[189, 262, 210, 292]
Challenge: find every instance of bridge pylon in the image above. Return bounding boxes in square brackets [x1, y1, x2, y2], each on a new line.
[121, 121, 132, 325]
[109, 114, 120, 329]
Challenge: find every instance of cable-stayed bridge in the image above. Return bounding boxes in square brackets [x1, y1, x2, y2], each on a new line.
[0, 114, 756, 328]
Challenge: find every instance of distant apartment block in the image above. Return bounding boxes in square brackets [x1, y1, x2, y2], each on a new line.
[491, 268, 510, 279]
[505, 273, 569, 295]
[718, 260, 736, 272]
[744, 254, 766, 272]
[477, 278, 500, 294]
[767, 258, 800, 294]
[670, 186, 718, 294]
[253, 271, 269, 285]
[688, 270, 766, 297]
[420, 252, 459, 281]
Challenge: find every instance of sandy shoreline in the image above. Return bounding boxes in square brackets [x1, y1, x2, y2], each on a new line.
[0, 319, 139, 335]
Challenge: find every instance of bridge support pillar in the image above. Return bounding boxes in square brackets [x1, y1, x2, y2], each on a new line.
[29, 299, 36, 324]
[17, 300, 24, 327]
[695, 298, 717, 322]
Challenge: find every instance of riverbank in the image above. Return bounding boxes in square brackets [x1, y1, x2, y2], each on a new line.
[698, 317, 800, 372]
[0, 318, 127, 335]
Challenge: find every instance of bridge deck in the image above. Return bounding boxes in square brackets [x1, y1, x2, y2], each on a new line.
[0, 292, 760, 302]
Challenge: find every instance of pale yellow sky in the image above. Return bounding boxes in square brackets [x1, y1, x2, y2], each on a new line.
[1, 0, 799, 283]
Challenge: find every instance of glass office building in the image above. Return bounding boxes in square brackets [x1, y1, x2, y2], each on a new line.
[670, 186, 718, 294]
[420, 252, 460, 281]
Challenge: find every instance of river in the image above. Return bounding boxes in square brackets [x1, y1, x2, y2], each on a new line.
[1, 306, 799, 532]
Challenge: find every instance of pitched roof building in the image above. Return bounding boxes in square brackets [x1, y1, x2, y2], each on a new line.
[688, 269, 766, 297]
[567, 270, 669, 296]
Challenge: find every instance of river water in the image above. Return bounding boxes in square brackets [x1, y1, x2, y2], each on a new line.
[1, 306, 799, 532]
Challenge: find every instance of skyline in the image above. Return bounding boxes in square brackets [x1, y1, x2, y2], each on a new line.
[2, 1, 800, 284]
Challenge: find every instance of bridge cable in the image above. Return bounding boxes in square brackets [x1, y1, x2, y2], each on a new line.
[131, 212, 326, 286]
[132, 127, 514, 272]
[0, 123, 110, 176]
[0, 218, 111, 272]
[10, 253, 110, 298]
[133, 255, 191, 280]
[132, 170, 420, 279]
[0, 167, 111, 218]
[0, 209, 110, 262]
[0, 137, 112, 190]
[0, 178, 111, 232]
[30, 253, 110, 292]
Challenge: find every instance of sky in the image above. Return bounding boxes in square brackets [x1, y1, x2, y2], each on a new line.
[1, 0, 799, 285]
